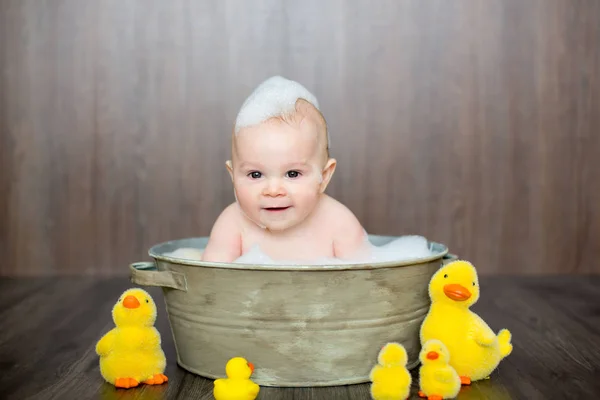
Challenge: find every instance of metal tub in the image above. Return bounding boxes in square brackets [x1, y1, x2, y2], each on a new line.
[129, 235, 455, 387]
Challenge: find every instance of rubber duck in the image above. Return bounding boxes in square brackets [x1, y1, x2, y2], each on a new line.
[420, 260, 513, 384]
[418, 339, 461, 400]
[369, 342, 412, 400]
[96, 288, 168, 388]
[213, 357, 260, 400]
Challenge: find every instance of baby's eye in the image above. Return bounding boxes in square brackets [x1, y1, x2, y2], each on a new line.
[286, 170, 301, 178]
[248, 171, 262, 179]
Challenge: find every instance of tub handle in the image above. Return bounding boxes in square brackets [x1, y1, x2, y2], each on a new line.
[129, 261, 187, 291]
[443, 253, 458, 265]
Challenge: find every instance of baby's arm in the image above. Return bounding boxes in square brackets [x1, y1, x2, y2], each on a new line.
[201, 204, 243, 263]
[332, 205, 371, 261]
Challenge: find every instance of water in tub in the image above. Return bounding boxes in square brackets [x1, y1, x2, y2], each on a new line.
[165, 235, 434, 265]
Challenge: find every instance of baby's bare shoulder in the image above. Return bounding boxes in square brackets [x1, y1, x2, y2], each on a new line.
[202, 203, 243, 262]
[220, 202, 244, 222]
[320, 196, 369, 259]
[319, 195, 364, 232]
[320, 195, 360, 220]
[209, 202, 242, 231]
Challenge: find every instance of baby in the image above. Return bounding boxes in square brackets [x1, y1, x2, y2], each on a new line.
[201, 76, 371, 263]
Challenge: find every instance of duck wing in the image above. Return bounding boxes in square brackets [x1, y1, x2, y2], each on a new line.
[434, 368, 456, 383]
[247, 381, 260, 398]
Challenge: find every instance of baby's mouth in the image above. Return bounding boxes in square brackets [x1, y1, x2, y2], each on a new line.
[263, 206, 291, 212]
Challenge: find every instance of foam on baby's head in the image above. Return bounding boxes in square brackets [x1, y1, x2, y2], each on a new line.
[234, 76, 330, 149]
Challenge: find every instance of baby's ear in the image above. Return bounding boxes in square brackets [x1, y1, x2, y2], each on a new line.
[319, 158, 337, 193]
[225, 160, 234, 181]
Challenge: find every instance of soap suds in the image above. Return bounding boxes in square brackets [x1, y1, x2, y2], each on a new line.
[234, 76, 331, 147]
[234, 235, 433, 265]
[165, 235, 434, 265]
[165, 247, 204, 260]
[234, 76, 320, 135]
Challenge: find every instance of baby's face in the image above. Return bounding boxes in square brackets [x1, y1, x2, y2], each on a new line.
[228, 115, 334, 231]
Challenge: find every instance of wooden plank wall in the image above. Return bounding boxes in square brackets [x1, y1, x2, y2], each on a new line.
[1, 0, 598, 276]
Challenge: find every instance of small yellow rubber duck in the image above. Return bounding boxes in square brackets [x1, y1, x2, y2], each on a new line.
[369, 342, 412, 400]
[95, 288, 168, 389]
[213, 357, 260, 400]
[420, 260, 513, 385]
[418, 339, 461, 400]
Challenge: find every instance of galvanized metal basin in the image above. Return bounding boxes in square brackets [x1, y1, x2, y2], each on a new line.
[129, 235, 455, 387]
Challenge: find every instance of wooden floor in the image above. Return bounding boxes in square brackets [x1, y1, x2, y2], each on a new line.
[0, 275, 598, 399]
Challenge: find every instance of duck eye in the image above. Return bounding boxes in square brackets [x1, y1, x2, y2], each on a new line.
[145, 299, 149, 303]
[443, 274, 448, 278]
[472, 282, 475, 286]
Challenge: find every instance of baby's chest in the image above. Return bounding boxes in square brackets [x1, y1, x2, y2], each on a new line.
[241, 229, 334, 261]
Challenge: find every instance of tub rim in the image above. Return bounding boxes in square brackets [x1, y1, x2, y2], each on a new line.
[147, 235, 454, 271]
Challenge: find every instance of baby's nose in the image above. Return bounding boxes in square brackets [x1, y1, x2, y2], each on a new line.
[263, 178, 286, 196]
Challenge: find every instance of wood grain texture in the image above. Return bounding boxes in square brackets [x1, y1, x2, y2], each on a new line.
[0, 275, 598, 399]
[1, 0, 599, 276]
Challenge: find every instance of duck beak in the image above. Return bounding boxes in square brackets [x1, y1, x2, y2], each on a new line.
[123, 295, 140, 309]
[248, 362, 254, 373]
[443, 284, 471, 301]
[426, 351, 439, 360]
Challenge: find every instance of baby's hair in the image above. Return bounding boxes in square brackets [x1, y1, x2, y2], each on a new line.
[234, 76, 330, 154]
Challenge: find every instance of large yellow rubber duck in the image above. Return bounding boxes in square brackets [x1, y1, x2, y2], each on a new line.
[95, 288, 168, 388]
[369, 342, 412, 400]
[213, 357, 260, 400]
[420, 260, 512, 385]
[418, 339, 461, 400]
